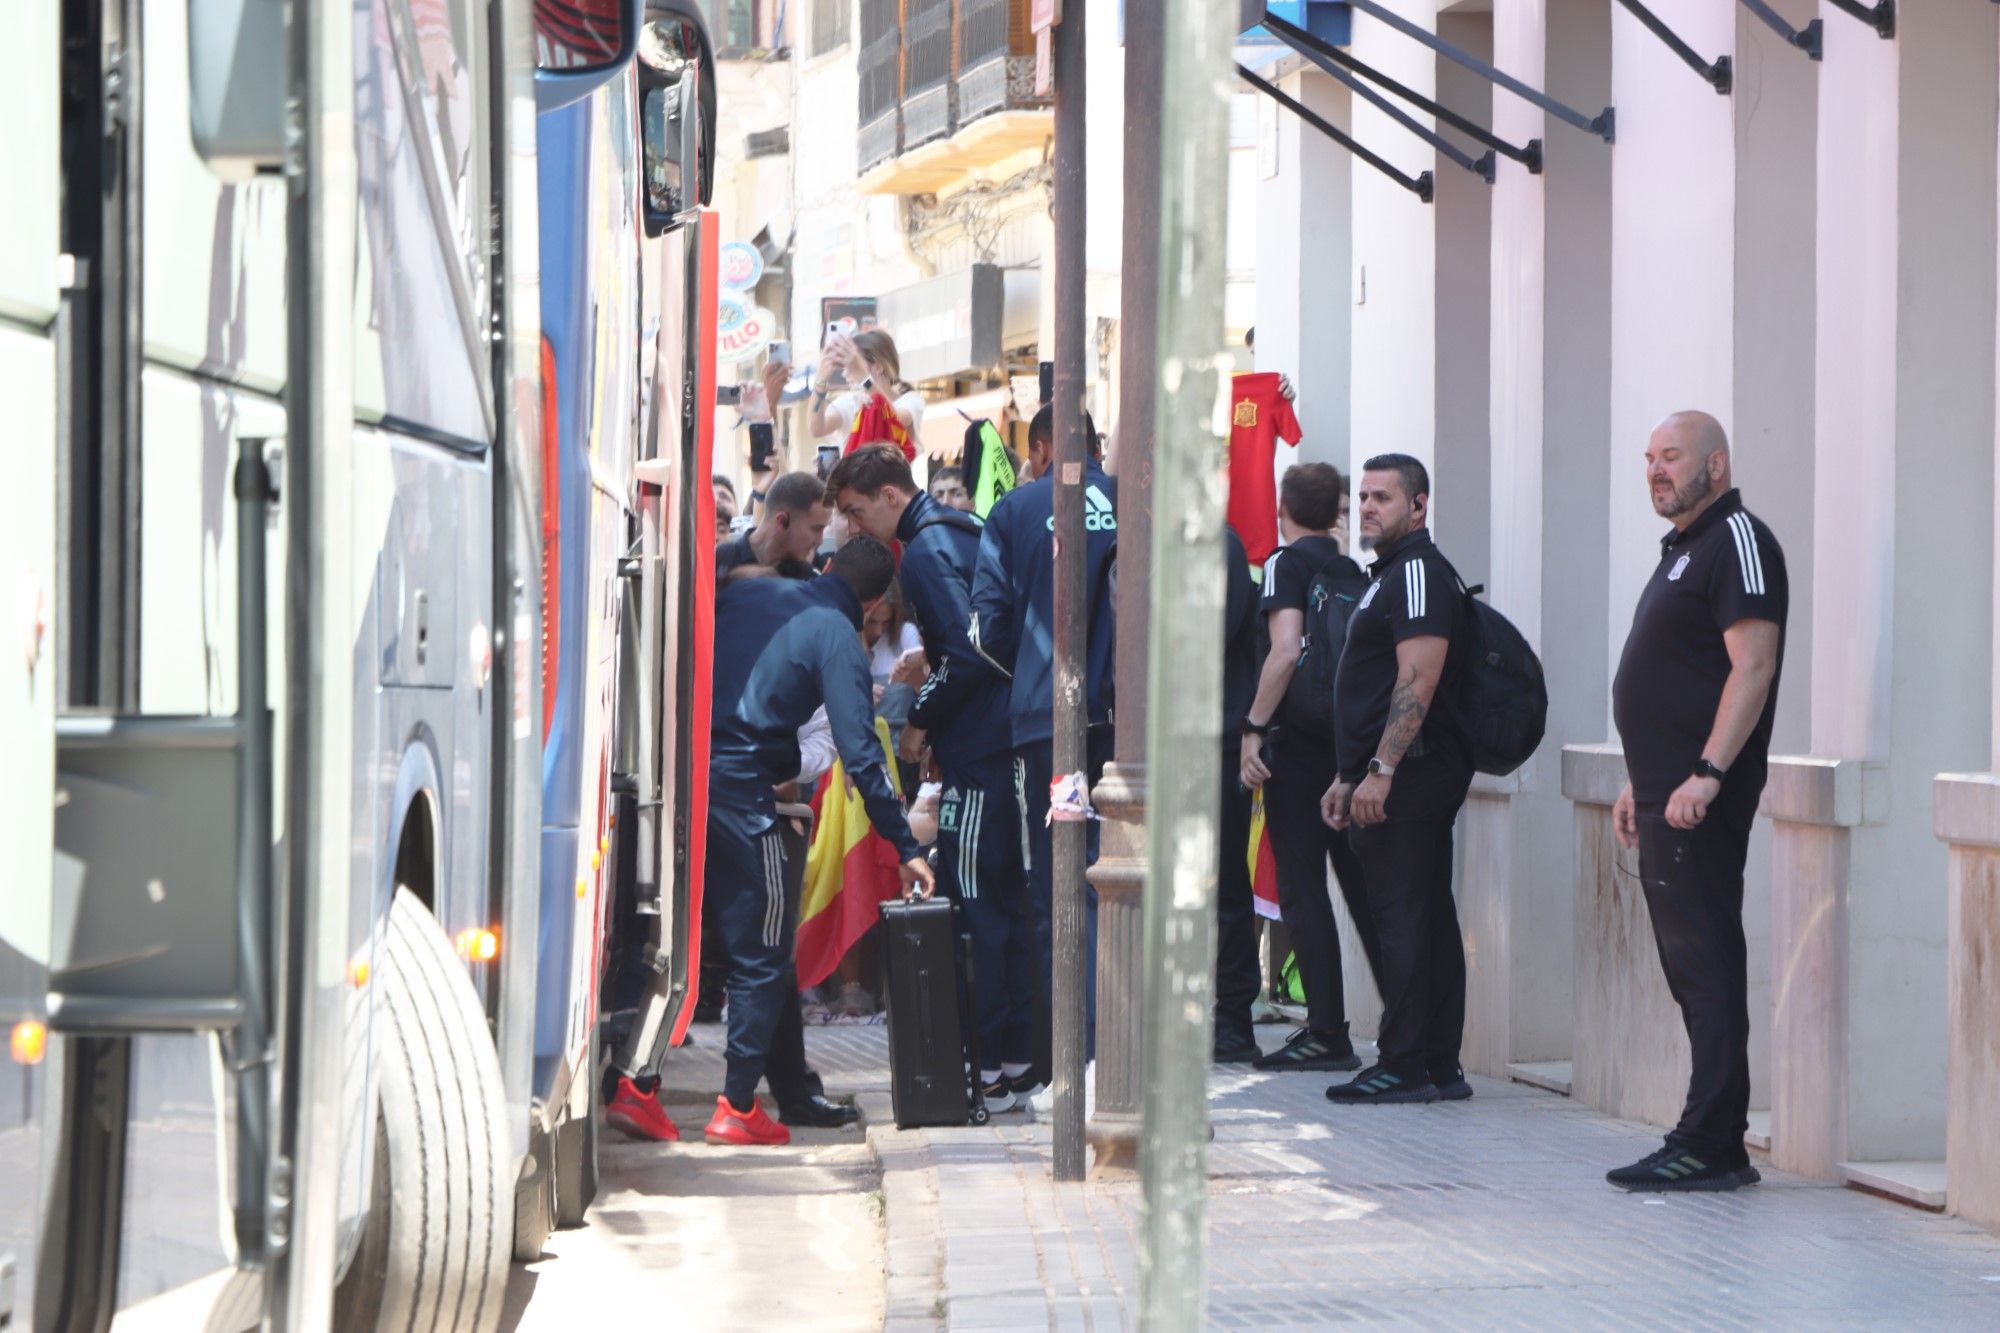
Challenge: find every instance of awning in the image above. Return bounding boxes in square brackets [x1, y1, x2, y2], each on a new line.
[876, 265, 1006, 383]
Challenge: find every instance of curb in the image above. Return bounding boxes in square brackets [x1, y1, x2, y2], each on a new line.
[860, 1090, 948, 1331]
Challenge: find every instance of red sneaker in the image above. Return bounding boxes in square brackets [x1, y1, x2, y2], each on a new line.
[605, 1077, 681, 1142]
[703, 1095, 791, 1147]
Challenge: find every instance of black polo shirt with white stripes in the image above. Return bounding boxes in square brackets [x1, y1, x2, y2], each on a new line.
[1332, 527, 1466, 783]
[1613, 488, 1788, 818]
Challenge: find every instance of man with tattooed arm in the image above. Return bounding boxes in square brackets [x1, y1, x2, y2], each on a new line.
[1319, 454, 1474, 1106]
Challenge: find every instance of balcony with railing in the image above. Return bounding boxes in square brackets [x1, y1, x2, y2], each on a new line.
[858, 0, 902, 173]
[858, 0, 1052, 195]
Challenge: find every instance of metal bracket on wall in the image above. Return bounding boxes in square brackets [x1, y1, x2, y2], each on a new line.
[1826, 0, 1895, 40]
[1263, 12, 1512, 181]
[1263, 14, 1492, 182]
[1238, 63, 1434, 203]
[1739, 0, 1824, 59]
[1268, 14, 1543, 174]
[1344, 0, 1615, 143]
[1615, 0, 1732, 94]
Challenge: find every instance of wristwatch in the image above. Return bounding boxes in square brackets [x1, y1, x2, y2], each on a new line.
[1241, 719, 1267, 738]
[1694, 757, 1727, 782]
[1367, 757, 1396, 779]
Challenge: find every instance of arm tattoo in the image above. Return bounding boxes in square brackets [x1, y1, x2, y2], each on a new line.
[1379, 675, 1427, 765]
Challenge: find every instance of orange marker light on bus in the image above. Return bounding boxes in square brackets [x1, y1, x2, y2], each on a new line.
[454, 928, 500, 963]
[11, 1019, 47, 1065]
[350, 960, 371, 989]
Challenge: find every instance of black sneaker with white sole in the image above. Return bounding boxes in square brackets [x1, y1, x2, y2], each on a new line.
[1006, 1071, 1045, 1101]
[1606, 1147, 1761, 1192]
[979, 1077, 1019, 1113]
[1324, 1065, 1441, 1104]
[1252, 1028, 1362, 1073]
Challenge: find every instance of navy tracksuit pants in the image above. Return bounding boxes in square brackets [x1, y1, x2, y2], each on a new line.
[933, 754, 1036, 1072]
[1015, 727, 1112, 1066]
[709, 804, 824, 1111]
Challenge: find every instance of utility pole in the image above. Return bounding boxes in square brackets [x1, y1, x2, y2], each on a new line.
[1138, 0, 1233, 1321]
[1084, 0, 1163, 1176]
[1048, 0, 1089, 1184]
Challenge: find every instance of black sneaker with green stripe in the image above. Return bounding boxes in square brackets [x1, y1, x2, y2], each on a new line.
[1253, 1028, 1362, 1073]
[1324, 1064, 1440, 1105]
[1605, 1146, 1761, 1192]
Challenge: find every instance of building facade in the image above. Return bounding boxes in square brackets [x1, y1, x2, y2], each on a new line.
[1249, 0, 2000, 1230]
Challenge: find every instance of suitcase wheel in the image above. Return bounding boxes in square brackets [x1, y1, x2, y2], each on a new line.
[969, 1104, 991, 1126]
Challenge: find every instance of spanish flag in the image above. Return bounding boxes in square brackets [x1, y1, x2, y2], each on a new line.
[1248, 788, 1282, 922]
[796, 718, 907, 990]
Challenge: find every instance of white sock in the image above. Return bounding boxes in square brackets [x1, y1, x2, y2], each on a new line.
[1002, 1062, 1032, 1079]
[982, 1069, 1004, 1084]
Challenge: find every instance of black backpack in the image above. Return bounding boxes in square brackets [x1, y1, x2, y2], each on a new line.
[1448, 574, 1548, 776]
[1282, 556, 1368, 739]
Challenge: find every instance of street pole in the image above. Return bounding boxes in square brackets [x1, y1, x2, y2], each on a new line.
[1048, 0, 1089, 1184]
[1083, 0, 1163, 1176]
[1138, 0, 1233, 1321]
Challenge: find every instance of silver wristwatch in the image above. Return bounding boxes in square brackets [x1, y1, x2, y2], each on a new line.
[1367, 757, 1396, 779]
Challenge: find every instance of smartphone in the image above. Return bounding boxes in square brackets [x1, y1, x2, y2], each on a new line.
[748, 421, 776, 472]
[768, 339, 790, 367]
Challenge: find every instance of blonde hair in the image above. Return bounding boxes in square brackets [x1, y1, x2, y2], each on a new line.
[851, 328, 911, 395]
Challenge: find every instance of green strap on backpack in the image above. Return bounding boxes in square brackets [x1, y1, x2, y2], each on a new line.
[966, 419, 1016, 518]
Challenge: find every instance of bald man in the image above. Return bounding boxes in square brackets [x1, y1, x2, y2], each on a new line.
[1607, 411, 1787, 1192]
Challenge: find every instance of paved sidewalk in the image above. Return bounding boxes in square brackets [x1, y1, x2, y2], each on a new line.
[855, 1028, 2000, 1331]
[503, 1024, 890, 1330]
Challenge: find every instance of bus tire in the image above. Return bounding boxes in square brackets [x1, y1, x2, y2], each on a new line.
[553, 1034, 599, 1227]
[366, 887, 512, 1333]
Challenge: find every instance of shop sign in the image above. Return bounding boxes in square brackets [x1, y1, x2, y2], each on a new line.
[718, 302, 777, 363]
[719, 241, 765, 291]
[876, 265, 1003, 383]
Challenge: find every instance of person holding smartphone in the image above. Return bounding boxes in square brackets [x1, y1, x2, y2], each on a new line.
[809, 328, 926, 444]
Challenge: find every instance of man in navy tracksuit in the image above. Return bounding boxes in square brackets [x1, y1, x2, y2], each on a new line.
[703, 536, 934, 1146]
[826, 445, 1042, 1110]
[967, 406, 1117, 1071]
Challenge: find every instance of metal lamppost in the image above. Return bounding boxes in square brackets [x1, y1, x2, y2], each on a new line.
[1137, 0, 1234, 1320]
[1083, 0, 1164, 1176]
[1047, 0, 1090, 1184]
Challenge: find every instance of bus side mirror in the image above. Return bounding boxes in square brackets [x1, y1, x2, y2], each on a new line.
[186, 0, 287, 180]
[638, 3, 715, 236]
[535, 0, 647, 113]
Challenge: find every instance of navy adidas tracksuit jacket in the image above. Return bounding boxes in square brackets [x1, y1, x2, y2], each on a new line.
[894, 492, 1034, 1069]
[967, 463, 1119, 748]
[707, 573, 918, 1105]
[966, 463, 1119, 1060]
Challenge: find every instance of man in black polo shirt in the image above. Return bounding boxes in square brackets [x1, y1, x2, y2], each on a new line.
[1607, 410, 1786, 1192]
[1239, 464, 1380, 1072]
[1321, 454, 1474, 1105]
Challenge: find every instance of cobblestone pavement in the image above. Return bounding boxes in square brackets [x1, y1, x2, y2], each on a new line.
[502, 1023, 889, 1330]
[856, 1027, 2000, 1332]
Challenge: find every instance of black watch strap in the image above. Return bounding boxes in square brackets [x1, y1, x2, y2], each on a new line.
[1694, 758, 1727, 781]
[1241, 720, 1267, 737]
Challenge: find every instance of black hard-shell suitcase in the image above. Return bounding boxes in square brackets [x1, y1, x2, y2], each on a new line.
[880, 895, 990, 1129]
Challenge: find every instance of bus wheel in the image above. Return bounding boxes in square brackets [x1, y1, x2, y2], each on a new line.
[553, 1030, 600, 1227]
[363, 887, 513, 1332]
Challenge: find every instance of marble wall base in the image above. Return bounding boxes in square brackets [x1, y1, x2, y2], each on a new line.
[1563, 745, 1690, 1132]
[1935, 773, 2000, 1231]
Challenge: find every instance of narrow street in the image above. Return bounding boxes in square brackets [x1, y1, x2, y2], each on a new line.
[502, 1023, 2000, 1331]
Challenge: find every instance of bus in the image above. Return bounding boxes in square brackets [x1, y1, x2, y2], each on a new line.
[0, 0, 715, 1327]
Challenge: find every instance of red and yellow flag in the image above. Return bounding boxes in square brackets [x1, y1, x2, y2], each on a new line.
[796, 718, 907, 990]
[1248, 788, 1282, 921]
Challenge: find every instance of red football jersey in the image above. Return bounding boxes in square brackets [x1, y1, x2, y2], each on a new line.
[1226, 372, 1302, 566]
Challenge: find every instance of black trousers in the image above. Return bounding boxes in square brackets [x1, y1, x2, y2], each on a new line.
[1345, 754, 1470, 1081]
[1214, 743, 1261, 1047]
[1264, 730, 1380, 1036]
[1636, 803, 1753, 1161]
[710, 807, 824, 1110]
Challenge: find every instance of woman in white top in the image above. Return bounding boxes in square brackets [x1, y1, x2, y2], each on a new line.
[809, 327, 927, 444]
